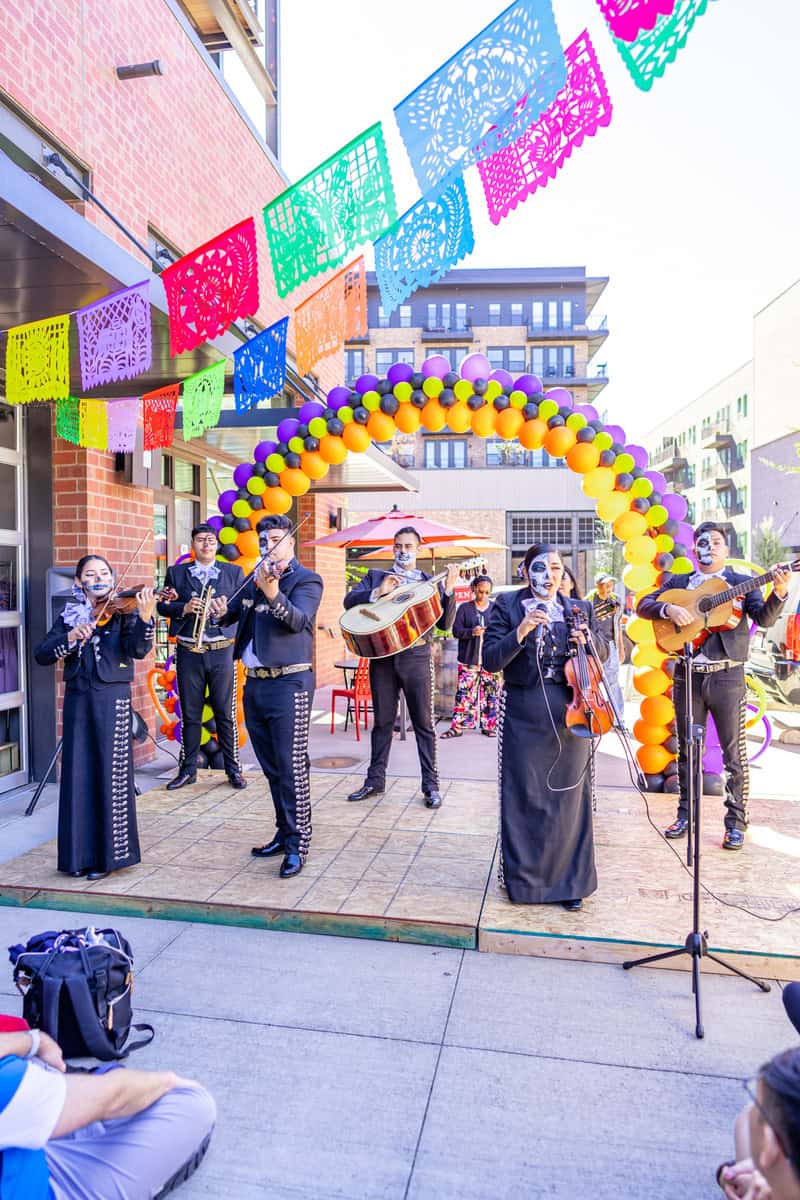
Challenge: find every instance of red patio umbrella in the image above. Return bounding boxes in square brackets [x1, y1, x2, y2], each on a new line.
[305, 505, 486, 548]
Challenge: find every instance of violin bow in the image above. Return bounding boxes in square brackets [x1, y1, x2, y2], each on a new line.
[223, 513, 311, 606]
[91, 530, 152, 627]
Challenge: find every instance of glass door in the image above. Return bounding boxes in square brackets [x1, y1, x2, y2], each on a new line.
[0, 405, 27, 792]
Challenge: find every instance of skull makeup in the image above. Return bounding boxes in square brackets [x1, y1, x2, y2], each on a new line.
[527, 555, 552, 599]
[394, 550, 415, 569]
[258, 532, 271, 558]
[695, 533, 714, 566]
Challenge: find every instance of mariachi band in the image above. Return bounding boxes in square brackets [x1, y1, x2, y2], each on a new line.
[35, 515, 793, 904]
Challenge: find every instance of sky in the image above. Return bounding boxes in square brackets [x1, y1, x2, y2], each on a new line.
[277, 0, 800, 438]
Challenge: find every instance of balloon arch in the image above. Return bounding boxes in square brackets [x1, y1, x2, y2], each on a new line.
[178, 352, 704, 788]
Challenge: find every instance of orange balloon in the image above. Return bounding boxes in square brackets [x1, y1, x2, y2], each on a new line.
[471, 405, 497, 438]
[626, 616, 656, 644]
[446, 401, 472, 434]
[613, 510, 648, 541]
[633, 667, 672, 697]
[280, 468, 310, 497]
[421, 401, 447, 432]
[633, 719, 670, 746]
[566, 442, 600, 474]
[641, 695, 675, 725]
[300, 451, 329, 480]
[394, 404, 421, 434]
[263, 485, 292, 515]
[342, 423, 371, 453]
[495, 408, 524, 440]
[248, 508, 264, 529]
[518, 417, 547, 450]
[319, 434, 348, 464]
[237, 530, 259, 558]
[239, 728, 248, 748]
[631, 644, 668, 669]
[544, 425, 576, 458]
[366, 411, 397, 443]
[636, 743, 674, 774]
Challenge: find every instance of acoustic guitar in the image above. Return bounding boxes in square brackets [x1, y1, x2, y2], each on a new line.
[651, 560, 800, 654]
[340, 558, 485, 660]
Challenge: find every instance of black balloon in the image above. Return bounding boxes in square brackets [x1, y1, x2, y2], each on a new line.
[615, 473, 633, 491]
[631, 497, 651, 513]
[252, 461, 266, 477]
[502, 384, 514, 396]
[473, 378, 487, 394]
[353, 407, 369, 424]
[611, 443, 625, 455]
[664, 735, 679, 754]
[576, 427, 596, 443]
[656, 552, 674, 571]
[672, 543, 688, 559]
[664, 759, 678, 776]
[221, 544, 239, 560]
[234, 517, 250, 532]
[236, 488, 250, 501]
[276, 442, 289, 457]
[411, 373, 424, 389]
[650, 491, 662, 505]
[380, 396, 400, 416]
[249, 495, 264, 510]
[663, 775, 680, 793]
[588, 420, 605, 431]
[522, 403, 539, 420]
[210, 750, 226, 771]
[467, 395, 485, 411]
[438, 388, 456, 408]
[285, 452, 301, 469]
[264, 471, 280, 488]
[558, 405, 572, 419]
[205, 737, 220, 758]
[327, 418, 344, 436]
[443, 371, 459, 388]
[296, 424, 308, 439]
[703, 772, 724, 796]
[631, 467, 644, 479]
[377, 379, 392, 395]
[222, 514, 235, 527]
[410, 389, 427, 408]
[599, 450, 617, 467]
[548, 415, 565, 428]
[304, 437, 319, 451]
[662, 519, 679, 538]
[643, 772, 665, 793]
[348, 392, 360, 405]
[493, 394, 510, 411]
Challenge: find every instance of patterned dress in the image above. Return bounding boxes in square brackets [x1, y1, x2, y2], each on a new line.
[448, 599, 501, 734]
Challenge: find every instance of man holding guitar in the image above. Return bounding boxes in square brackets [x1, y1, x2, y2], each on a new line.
[638, 522, 792, 850]
[344, 527, 459, 808]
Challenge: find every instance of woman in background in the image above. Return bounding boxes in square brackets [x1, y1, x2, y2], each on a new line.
[442, 575, 501, 738]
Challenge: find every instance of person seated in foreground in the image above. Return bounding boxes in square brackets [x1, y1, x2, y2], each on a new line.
[0, 1016, 215, 1199]
[718, 1047, 800, 1199]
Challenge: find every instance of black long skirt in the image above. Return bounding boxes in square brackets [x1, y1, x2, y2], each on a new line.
[58, 682, 141, 875]
[498, 680, 597, 904]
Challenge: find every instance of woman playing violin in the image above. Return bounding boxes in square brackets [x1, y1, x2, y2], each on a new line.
[483, 544, 608, 911]
[34, 555, 156, 880]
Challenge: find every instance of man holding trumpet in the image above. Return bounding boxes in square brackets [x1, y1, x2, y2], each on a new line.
[157, 523, 246, 791]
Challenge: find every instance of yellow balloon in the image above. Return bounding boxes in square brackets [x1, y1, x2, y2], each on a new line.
[623, 535, 658, 566]
[626, 616, 656, 645]
[613, 510, 648, 541]
[632, 643, 667, 669]
[623, 563, 658, 593]
[596, 491, 630, 523]
[582, 467, 616, 498]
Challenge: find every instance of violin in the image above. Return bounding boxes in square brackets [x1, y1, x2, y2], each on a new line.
[91, 585, 178, 625]
[564, 606, 615, 738]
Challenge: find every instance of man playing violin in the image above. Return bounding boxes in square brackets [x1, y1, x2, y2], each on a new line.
[345, 527, 459, 809]
[637, 522, 791, 850]
[157, 524, 246, 791]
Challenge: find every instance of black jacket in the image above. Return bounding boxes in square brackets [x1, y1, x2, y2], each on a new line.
[453, 599, 494, 667]
[157, 560, 246, 641]
[34, 612, 154, 686]
[343, 568, 457, 652]
[230, 559, 323, 669]
[483, 590, 607, 686]
[637, 567, 785, 663]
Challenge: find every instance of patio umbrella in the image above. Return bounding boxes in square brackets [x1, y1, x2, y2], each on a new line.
[305, 504, 488, 548]
[358, 538, 508, 560]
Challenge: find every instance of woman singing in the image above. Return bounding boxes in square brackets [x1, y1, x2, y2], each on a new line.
[34, 556, 156, 880]
[483, 544, 607, 911]
[441, 575, 501, 738]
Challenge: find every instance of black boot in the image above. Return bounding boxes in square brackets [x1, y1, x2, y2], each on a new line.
[166, 768, 197, 791]
[280, 853, 302, 878]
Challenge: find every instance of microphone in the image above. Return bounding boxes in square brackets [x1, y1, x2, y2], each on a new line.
[533, 602, 548, 653]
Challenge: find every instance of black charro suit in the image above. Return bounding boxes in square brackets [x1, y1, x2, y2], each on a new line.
[157, 560, 245, 776]
[229, 559, 323, 859]
[343, 569, 457, 794]
[638, 567, 787, 831]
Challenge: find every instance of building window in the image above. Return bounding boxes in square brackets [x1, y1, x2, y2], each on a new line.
[439, 347, 468, 370]
[562, 300, 573, 328]
[375, 349, 414, 375]
[423, 439, 467, 469]
[378, 305, 390, 328]
[485, 440, 565, 469]
[511, 515, 573, 546]
[578, 516, 601, 545]
[562, 346, 575, 377]
[543, 347, 559, 377]
[531, 347, 544, 376]
[510, 302, 524, 326]
[399, 305, 412, 328]
[344, 348, 364, 384]
[531, 301, 544, 330]
[547, 301, 558, 328]
[427, 303, 436, 330]
[488, 302, 501, 326]
[737, 393, 749, 418]
[455, 302, 467, 330]
[508, 347, 526, 374]
[488, 348, 505, 371]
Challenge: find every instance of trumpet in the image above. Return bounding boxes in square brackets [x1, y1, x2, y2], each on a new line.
[188, 583, 216, 653]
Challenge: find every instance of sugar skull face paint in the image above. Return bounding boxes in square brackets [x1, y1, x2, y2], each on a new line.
[527, 552, 563, 599]
[694, 529, 727, 569]
[394, 550, 415, 569]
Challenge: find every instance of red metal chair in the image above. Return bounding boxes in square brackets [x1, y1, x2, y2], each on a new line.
[330, 658, 372, 739]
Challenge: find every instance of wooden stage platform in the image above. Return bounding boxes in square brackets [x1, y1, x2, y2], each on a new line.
[1, 771, 798, 979]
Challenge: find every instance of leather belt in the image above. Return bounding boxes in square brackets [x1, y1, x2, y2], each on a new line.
[245, 663, 311, 679]
[177, 638, 234, 652]
[680, 660, 737, 675]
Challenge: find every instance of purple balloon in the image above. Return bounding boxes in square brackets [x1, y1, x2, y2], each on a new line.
[355, 373, 380, 394]
[387, 362, 414, 386]
[662, 492, 688, 521]
[459, 352, 492, 383]
[644, 470, 667, 494]
[421, 355, 451, 380]
[626, 443, 649, 469]
[544, 387, 574, 409]
[233, 463, 253, 488]
[675, 522, 695, 546]
[253, 440, 276, 463]
[218, 489, 237, 515]
[703, 715, 724, 774]
[514, 373, 542, 395]
[489, 368, 514, 390]
[574, 404, 598, 422]
[299, 401, 325, 425]
[207, 515, 223, 533]
[604, 424, 626, 445]
[327, 386, 351, 409]
[277, 417, 299, 444]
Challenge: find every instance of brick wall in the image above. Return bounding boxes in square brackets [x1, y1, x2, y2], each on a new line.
[297, 493, 345, 687]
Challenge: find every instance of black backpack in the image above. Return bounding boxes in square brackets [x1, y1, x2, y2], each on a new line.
[9, 927, 154, 1061]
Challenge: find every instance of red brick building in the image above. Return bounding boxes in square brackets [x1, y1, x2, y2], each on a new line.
[0, 0, 414, 787]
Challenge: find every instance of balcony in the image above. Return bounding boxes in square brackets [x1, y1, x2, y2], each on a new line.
[421, 321, 474, 342]
[652, 438, 688, 471]
[179, 0, 277, 106]
[701, 422, 734, 450]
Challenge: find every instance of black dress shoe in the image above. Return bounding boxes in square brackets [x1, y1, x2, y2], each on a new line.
[227, 771, 247, 790]
[251, 837, 285, 858]
[86, 872, 109, 882]
[166, 769, 197, 791]
[279, 853, 302, 878]
[664, 817, 688, 839]
[67, 870, 86, 878]
[561, 898, 583, 911]
[347, 783, 384, 802]
[424, 790, 442, 809]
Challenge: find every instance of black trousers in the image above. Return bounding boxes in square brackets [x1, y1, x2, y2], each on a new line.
[672, 663, 749, 832]
[175, 644, 239, 775]
[366, 645, 438, 793]
[243, 671, 313, 858]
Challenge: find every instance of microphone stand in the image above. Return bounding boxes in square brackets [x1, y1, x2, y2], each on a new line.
[623, 643, 770, 1038]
